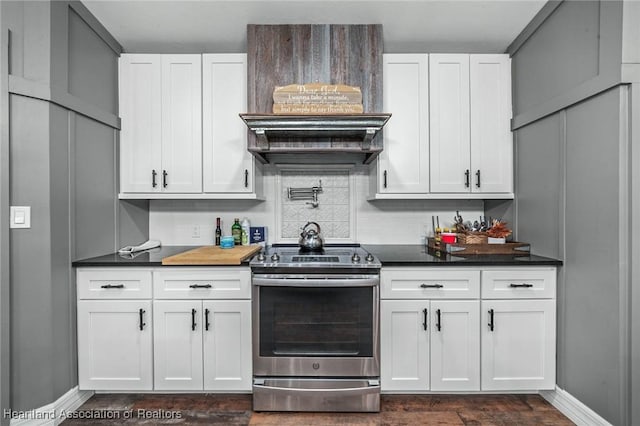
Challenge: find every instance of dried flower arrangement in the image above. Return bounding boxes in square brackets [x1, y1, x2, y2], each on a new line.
[486, 219, 512, 239]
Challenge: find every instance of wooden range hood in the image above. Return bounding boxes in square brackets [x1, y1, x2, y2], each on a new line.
[243, 24, 390, 164]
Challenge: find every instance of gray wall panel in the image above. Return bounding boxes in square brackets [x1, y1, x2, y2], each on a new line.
[512, 0, 600, 115]
[118, 200, 150, 248]
[563, 88, 622, 425]
[74, 114, 117, 259]
[9, 95, 55, 410]
[514, 113, 563, 258]
[49, 104, 75, 397]
[67, 7, 118, 115]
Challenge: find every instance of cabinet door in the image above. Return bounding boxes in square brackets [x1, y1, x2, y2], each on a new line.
[77, 300, 152, 390]
[119, 55, 162, 193]
[380, 300, 429, 391]
[470, 55, 513, 193]
[160, 55, 202, 193]
[430, 300, 480, 391]
[203, 300, 252, 391]
[378, 54, 429, 194]
[153, 300, 203, 390]
[429, 54, 470, 193]
[202, 54, 255, 194]
[481, 299, 556, 390]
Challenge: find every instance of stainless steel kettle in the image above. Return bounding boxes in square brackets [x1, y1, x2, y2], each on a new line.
[298, 221, 324, 251]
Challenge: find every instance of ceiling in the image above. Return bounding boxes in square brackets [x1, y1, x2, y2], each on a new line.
[82, 0, 547, 54]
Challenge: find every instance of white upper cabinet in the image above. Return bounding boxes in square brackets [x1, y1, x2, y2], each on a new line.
[429, 54, 471, 194]
[119, 54, 202, 194]
[119, 55, 162, 193]
[429, 54, 513, 196]
[374, 54, 429, 196]
[202, 54, 258, 195]
[469, 55, 513, 194]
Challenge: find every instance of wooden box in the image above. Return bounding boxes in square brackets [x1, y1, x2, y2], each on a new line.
[427, 238, 531, 255]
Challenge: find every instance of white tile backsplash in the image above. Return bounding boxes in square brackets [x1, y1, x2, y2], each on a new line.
[148, 165, 485, 245]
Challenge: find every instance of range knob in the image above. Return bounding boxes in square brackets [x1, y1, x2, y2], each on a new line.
[351, 253, 361, 263]
[257, 252, 266, 262]
[365, 253, 375, 263]
[270, 252, 280, 262]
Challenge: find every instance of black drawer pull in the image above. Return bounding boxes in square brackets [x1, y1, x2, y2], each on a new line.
[101, 284, 125, 289]
[509, 283, 534, 288]
[191, 308, 197, 331]
[422, 308, 428, 331]
[476, 169, 481, 188]
[436, 309, 442, 331]
[139, 308, 146, 331]
[244, 169, 249, 188]
[383, 170, 388, 188]
[152, 169, 157, 188]
[420, 283, 444, 289]
[488, 309, 494, 332]
[205, 308, 211, 331]
[162, 170, 168, 188]
[464, 169, 470, 188]
[189, 284, 212, 289]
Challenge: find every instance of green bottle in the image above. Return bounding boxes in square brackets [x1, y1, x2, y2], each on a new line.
[231, 218, 242, 245]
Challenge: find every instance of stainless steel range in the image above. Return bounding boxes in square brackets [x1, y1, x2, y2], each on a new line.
[250, 245, 381, 412]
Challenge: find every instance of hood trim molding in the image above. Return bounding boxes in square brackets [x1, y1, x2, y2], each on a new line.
[240, 113, 391, 164]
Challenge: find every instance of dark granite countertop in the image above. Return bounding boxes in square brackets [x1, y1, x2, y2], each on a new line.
[363, 244, 562, 267]
[73, 244, 562, 268]
[72, 246, 249, 267]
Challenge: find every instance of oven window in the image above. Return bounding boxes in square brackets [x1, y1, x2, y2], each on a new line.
[259, 286, 374, 357]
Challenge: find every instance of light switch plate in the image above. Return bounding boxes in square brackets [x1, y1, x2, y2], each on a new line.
[10, 206, 31, 229]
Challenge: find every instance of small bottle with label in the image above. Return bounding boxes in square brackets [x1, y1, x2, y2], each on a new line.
[215, 217, 222, 246]
[241, 218, 250, 245]
[231, 218, 242, 245]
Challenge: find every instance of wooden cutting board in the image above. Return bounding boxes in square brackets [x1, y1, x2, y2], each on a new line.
[161, 245, 262, 265]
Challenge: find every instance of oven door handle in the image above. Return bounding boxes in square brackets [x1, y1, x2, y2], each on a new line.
[252, 276, 379, 287]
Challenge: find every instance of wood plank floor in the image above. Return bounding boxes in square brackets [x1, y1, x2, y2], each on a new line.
[60, 394, 575, 425]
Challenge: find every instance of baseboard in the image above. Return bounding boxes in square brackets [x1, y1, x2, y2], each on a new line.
[9, 386, 94, 426]
[540, 386, 613, 426]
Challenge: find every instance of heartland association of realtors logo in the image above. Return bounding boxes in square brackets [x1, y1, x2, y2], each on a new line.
[3, 408, 182, 420]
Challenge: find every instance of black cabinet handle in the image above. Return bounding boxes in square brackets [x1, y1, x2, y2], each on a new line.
[152, 169, 157, 188]
[100, 284, 124, 289]
[465, 169, 470, 188]
[509, 283, 534, 288]
[162, 170, 168, 188]
[244, 169, 249, 188]
[189, 284, 212, 289]
[205, 308, 211, 331]
[420, 283, 444, 289]
[139, 308, 146, 331]
[436, 309, 442, 331]
[422, 308, 428, 331]
[191, 308, 197, 331]
[383, 170, 388, 188]
[488, 309, 494, 331]
[475, 170, 481, 188]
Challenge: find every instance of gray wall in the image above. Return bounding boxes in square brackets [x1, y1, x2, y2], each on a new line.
[509, 1, 638, 424]
[0, 0, 147, 415]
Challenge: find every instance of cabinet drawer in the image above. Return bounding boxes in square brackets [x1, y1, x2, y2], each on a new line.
[381, 268, 480, 299]
[481, 268, 556, 299]
[77, 269, 152, 299]
[153, 268, 251, 299]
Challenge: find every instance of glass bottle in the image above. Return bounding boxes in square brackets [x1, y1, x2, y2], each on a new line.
[231, 218, 242, 245]
[215, 217, 222, 246]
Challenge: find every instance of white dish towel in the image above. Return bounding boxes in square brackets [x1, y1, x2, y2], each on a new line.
[118, 239, 161, 254]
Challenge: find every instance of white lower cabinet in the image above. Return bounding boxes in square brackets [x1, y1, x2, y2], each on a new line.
[481, 299, 556, 391]
[381, 299, 479, 392]
[380, 266, 556, 393]
[380, 268, 480, 392]
[153, 299, 252, 391]
[77, 300, 153, 390]
[77, 267, 251, 392]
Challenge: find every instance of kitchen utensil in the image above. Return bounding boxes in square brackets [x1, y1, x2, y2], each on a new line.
[299, 221, 324, 251]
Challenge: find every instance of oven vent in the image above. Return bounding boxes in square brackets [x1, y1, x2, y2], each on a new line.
[240, 113, 391, 165]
